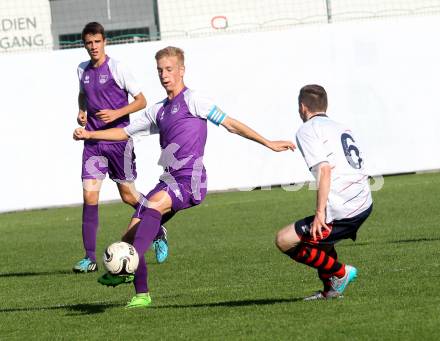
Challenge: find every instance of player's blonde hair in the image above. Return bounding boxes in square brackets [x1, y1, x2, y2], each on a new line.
[155, 46, 185, 65]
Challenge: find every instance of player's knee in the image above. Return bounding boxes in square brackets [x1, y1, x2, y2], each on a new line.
[275, 227, 299, 252]
[145, 205, 169, 217]
[83, 191, 99, 205]
[145, 191, 172, 215]
[121, 192, 138, 207]
[275, 230, 289, 252]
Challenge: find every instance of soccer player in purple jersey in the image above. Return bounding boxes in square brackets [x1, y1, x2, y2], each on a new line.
[73, 46, 295, 308]
[275, 85, 372, 300]
[73, 22, 169, 273]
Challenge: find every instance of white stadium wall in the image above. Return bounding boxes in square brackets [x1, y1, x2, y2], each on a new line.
[1, 16, 440, 213]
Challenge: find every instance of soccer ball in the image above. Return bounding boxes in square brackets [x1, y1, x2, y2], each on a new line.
[103, 241, 139, 275]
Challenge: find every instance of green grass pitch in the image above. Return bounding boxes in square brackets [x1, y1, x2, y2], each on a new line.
[0, 173, 439, 340]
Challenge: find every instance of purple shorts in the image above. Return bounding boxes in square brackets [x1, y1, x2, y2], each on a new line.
[81, 140, 137, 182]
[143, 174, 207, 212]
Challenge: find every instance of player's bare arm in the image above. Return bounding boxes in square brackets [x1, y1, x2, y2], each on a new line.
[96, 93, 147, 124]
[220, 116, 296, 152]
[311, 162, 332, 240]
[73, 127, 129, 141]
[77, 92, 87, 126]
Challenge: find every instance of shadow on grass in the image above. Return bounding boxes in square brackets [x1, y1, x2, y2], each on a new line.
[387, 237, 440, 244]
[154, 297, 304, 309]
[339, 236, 440, 247]
[0, 302, 120, 315]
[0, 270, 72, 278]
[65, 303, 121, 315]
[0, 297, 305, 315]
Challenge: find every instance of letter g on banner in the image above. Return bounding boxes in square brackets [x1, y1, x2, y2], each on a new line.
[211, 16, 228, 30]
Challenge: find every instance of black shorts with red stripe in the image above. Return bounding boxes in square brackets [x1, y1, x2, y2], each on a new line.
[294, 204, 373, 245]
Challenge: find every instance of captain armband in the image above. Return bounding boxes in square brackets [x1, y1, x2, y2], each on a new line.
[207, 106, 226, 126]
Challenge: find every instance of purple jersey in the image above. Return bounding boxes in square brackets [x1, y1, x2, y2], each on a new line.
[78, 56, 141, 134]
[124, 87, 226, 178]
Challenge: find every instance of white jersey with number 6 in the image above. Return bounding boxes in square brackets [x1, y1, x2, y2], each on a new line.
[296, 115, 372, 222]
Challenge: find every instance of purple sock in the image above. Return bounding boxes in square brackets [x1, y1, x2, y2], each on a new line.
[154, 225, 165, 239]
[153, 211, 175, 239]
[133, 208, 162, 293]
[82, 204, 99, 262]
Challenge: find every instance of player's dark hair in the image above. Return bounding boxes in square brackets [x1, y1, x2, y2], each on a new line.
[81, 22, 106, 42]
[298, 84, 328, 112]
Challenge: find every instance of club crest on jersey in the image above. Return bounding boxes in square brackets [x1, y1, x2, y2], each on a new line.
[171, 103, 180, 114]
[99, 74, 109, 84]
[84, 75, 90, 84]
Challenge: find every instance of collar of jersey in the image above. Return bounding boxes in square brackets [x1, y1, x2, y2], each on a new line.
[308, 113, 327, 120]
